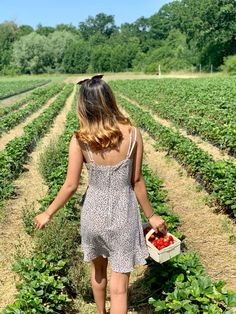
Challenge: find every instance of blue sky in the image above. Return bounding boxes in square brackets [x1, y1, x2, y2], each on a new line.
[0, 0, 172, 28]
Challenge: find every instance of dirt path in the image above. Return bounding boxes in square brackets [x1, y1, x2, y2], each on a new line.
[0, 94, 59, 151]
[0, 87, 76, 310]
[141, 131, 236, 293]
[119, 93, 236, 164]
[65, 72, 213, 84]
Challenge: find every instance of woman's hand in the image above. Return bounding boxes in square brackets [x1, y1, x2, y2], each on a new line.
[149, 214, 167, 234]
[33, 211, 51, 230]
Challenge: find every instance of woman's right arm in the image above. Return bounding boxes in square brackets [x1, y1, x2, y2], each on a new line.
[132, 128, 167, 233]
[33, 134, 84, 230]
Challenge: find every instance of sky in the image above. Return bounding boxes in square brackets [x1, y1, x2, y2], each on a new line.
[0, 0, 172, 28]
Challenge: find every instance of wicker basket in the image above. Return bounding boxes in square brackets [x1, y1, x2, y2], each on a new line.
[143, 223, 181, 263]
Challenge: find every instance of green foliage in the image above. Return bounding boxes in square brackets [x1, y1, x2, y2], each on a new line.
[12, 32, 50, 74]
[2, 253, 72, 314]
[63, 39, 90, 73]
[0, 21, 18, 72]
[17, 25, 34, 37]
[0, 82, 53, 118]
[1, 0, 236, 74]
[79, 13, 118, 40]
[0, 83, 72, 205]
[148, 252, 236, 313]
[3, 88, 90, 312]
[0, 79, 49, 99]
[46, 31, 76, 72]
[112, 82, 236, 217]
[111, 78, 236, 155]
[221, 55, 236, 75]
[139, 164, 236, 313]
[138, 29, 192, 73]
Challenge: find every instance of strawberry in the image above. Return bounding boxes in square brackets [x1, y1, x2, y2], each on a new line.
[150, 233, 175, 250]
[148, 234, 155, 242]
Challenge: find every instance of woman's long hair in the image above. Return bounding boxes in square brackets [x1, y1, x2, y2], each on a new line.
[74, 76, 131, 150]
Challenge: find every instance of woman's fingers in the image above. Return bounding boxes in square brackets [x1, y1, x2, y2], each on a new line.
[33, 216, 46, 230]
[157, 221, 167, 233]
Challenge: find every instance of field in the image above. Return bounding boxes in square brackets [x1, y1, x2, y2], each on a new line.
[0, 73, 236, 313]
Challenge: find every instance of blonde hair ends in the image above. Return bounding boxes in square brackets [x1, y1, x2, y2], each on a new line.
[74, 78, 130, 150]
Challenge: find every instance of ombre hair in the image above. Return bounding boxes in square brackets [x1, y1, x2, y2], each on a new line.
[74, 76, 131, 150]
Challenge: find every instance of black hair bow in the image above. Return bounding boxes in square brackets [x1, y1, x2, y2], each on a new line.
[77, 74, 103, 85]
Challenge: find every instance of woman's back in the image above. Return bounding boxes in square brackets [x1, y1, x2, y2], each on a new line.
[83, 126, 136, 191]
[82, 124, 136, 167]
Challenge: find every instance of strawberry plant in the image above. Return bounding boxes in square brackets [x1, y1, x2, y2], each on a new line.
[0, 84, 73, 206]
[140, 165, 236, 313]
[3, 87, 90, 313]
[0, 83, 63, 136]
[117, 95, 236, 217]
[0, 79, 50, 99]
[110, 78, 236, 156]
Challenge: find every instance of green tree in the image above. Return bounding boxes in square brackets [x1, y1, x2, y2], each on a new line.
[178, 0, 236, 68]
[63, 39, 90, 73]
[55, 23, 78, 34]
[18, 25, 34, 37]
[79, 13, 118, 40]
[89, 45, 112, 72]
[149, 2, 182, 44]
[12, 32, 49, 74]
[121, 17, 152, 52]
[36, 24, 55, 36]
[47, 31, 76, 72]
[137, 29, 192, 73]
[0, 21, 18, 71]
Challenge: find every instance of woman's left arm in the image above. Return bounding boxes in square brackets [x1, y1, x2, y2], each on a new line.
[34, 135, 83, 229]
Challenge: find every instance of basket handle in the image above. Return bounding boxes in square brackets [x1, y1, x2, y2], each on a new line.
[145, 228, 155, 242]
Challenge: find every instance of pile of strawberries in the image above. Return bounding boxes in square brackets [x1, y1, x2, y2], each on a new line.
[144, 226, 174, 250]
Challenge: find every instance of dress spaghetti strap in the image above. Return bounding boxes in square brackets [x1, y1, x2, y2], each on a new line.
[127, 127, 137, 158]
[84, 126, 136, 163]
[84, 143, 94, 162]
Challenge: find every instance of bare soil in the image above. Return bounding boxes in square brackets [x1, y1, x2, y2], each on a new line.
[64, 71, 213, 85]
[0, 87, 75, 310]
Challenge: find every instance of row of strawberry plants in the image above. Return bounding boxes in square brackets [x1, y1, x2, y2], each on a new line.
[0, 83, 64, 136]
[142, 165, 236, 313]
[110, 78, 236, 124]
[0, 82, 64, 118]
[2, 94, 236, 313]
[2, 89, 90, 314]
[0, 94, 33, 118]
[0, 84, 73, 206]
[117, 96, 236, 217]
[110, 79, 236, 156]
[0, 79, 50, 99]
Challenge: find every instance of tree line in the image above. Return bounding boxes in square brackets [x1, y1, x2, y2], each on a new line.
[0, 0, 236, 75]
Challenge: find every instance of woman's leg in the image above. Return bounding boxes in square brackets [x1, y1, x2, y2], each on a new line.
[91, 256, 108, 314]
[109, 271, 130, 314]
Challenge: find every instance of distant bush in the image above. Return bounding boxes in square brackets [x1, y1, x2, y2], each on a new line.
[221, 55, 236, 75]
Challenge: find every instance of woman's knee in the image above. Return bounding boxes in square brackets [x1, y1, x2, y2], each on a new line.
[109, 272, 130, 295]
[110, 284, 128, 296]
